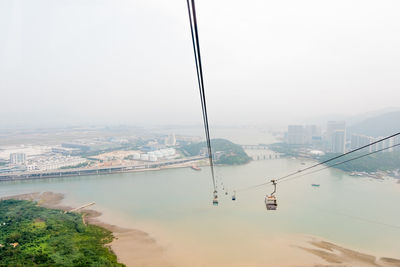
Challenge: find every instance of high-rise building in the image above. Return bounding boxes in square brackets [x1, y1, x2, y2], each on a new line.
[164, 133, 176, 146]
[395, 136, 400, 151]
[351, 134, 373, 150]
[287, 125, 305, 145]
[332, 130, 346, 153]
[351, 134, 397, 153]
[371, 136, 395, 152]
[304, 125, 321, 144]
[325, 121, 346, 152]
[10, 153, 26, 165]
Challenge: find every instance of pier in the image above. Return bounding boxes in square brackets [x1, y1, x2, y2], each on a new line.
[66, 202, 96, 213]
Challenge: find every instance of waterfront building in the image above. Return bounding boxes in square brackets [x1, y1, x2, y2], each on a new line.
[9, 153, 26, 165]
[351, 134, 396, 153]
[351, 134, 373, 151]
[371, 136, 395, 152]
[395, 136, 400, 151]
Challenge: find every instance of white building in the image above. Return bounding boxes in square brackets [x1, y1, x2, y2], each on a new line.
[140, 154, 149, 161]
[351, 134, 396, 153]
[149, 155, 157, 162]
[395, 136, 400, 151]
[10, 153, 26, 165]
[35, 156, 87, 171]
[371, 136, 395, 152]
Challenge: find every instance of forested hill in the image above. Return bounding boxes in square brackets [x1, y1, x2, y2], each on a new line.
[317, 151, 400, 173]
[349, 111, 400, 137]
[0, 200, 124, 266]
[181, 138, 251, 165]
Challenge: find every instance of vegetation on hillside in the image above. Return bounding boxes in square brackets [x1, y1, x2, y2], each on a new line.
[0, 200, 124, 266]
[181, 138, 251, 165]
[268, 142, 400, 173]
[317, 151, 400, 173]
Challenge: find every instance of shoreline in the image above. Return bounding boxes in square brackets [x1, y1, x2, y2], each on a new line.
[2, 192, 400, 266]
[0, 159, 207, 183]
[0, 192, 172, 266]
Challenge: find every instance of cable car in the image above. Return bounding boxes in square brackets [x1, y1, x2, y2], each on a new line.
[213, 196, 218, 205]
[232, 190, 236, 201]
[265, 180, 277, 210]
[225, 191, 228, 195]
[213, 190, 218, 205]
[265, 195, 277, 210]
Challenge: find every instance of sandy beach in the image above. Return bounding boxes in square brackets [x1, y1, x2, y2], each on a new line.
[2, 192, 400, 267]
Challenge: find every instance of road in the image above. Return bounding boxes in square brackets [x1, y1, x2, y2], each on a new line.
[0, 156, 205, 181]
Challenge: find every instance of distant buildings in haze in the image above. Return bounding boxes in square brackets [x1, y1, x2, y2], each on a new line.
[331, 130, 346, 153]
[165, 133, 176, 146]
[351, 133, 399, 153]
[326, 121, 346, 153]
[10, 153, 26, 165]
[285, 121, 346, 153]
[286, 119, 398, 154]
[287, 125, 321, 145]
[287, 125, 305, 145]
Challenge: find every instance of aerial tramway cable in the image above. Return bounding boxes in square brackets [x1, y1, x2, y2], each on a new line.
[186, 0, 217, 196]
[236, 132, 400, 193]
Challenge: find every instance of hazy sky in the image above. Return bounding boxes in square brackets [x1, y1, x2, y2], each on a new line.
[1, 0, 400, 128]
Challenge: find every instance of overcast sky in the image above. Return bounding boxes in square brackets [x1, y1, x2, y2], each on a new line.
[1, 0, 400, 128]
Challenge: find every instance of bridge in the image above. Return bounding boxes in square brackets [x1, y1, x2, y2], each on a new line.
[240, 144, 281, 160]
[250, 154, 280, 161]
[241, 144, 269, 150]
[0, 156, 205, 182]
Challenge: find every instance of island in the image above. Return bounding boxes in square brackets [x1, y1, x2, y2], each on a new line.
[180, 138, 251, 165]
[0, 199, 124, 266]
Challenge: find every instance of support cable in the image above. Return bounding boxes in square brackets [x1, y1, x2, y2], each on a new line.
[186, 0, 216, 191]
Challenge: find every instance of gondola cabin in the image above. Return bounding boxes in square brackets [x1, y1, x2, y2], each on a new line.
[265, 195, 277, 210]
[213, 197, 218, 206]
